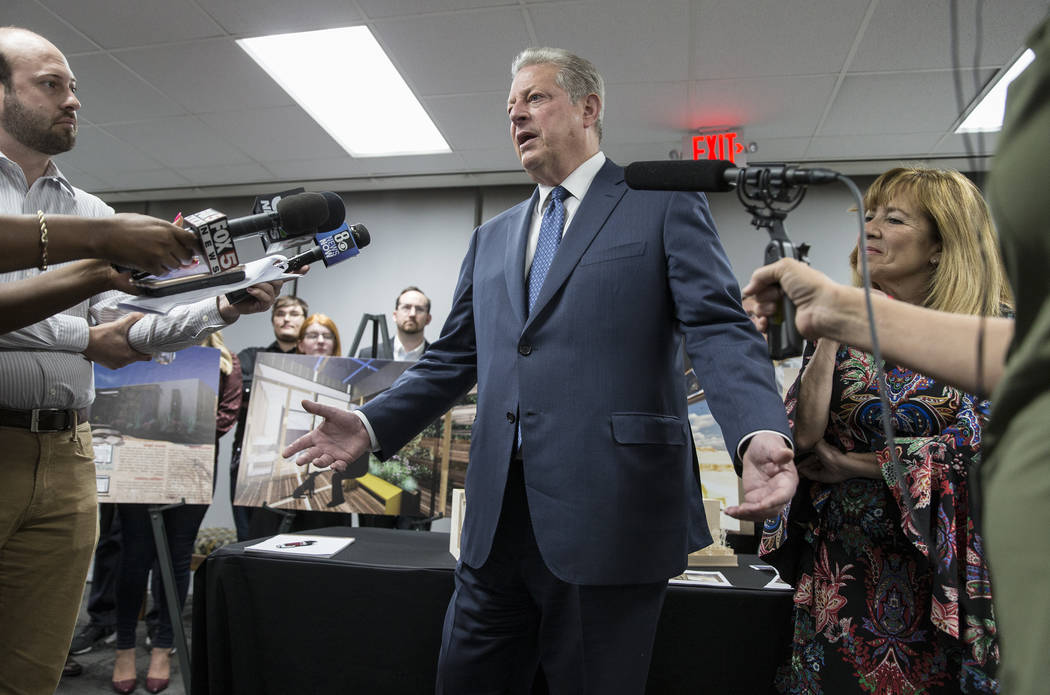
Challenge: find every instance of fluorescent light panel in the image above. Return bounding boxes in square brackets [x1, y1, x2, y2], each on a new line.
[955, 49, 1035, 133]
[237, 27, 450, 157]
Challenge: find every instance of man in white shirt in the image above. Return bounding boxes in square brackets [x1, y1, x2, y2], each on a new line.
[0, 27, 284, 692]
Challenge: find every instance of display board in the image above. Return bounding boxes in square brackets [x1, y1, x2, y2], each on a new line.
[90, 346, 220, 504]
[234, 352, 475, 519]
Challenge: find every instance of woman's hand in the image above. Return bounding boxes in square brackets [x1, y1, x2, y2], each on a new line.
[796, 441, 881, 483]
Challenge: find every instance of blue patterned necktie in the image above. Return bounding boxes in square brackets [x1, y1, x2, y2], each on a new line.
[527, 185, 568, 315]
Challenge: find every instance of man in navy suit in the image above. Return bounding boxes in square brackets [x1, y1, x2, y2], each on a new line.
[285, 47, 796, 693]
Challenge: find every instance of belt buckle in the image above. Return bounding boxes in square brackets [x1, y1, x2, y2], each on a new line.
[30, 409, 42, 432]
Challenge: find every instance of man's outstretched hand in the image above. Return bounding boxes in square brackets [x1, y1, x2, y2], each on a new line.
[725, 431, 797, 522]
[282, 400, 372, 472]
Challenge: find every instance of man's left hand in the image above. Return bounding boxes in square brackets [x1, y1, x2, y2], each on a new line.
[725, 432, 797, 522]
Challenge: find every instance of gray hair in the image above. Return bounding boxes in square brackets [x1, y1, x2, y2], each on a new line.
[512, 47, 604, 141]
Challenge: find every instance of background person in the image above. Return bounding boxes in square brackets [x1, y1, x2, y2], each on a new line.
[759, 167, 1009, 693]
[110, 330, 241, 693]
[297, 313, 342, 356]
[356, 286, 432, 360]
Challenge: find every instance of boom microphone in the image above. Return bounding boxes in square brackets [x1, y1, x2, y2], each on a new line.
[624, 160, 839, 192]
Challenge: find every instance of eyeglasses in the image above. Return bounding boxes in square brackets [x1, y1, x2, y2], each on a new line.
[302, 331, 334, 341]
[396, 304, 429, 315]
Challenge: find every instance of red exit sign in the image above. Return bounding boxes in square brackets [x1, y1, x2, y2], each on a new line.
[692, 132, 746, 164]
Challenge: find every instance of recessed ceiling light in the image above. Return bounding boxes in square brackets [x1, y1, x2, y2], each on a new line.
[955, 49, 1035, 134]
[238, 26, 451, 157]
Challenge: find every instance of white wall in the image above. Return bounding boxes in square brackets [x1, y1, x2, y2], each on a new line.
[114, 174, 879, 529]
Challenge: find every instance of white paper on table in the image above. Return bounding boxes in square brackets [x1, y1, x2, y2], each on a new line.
[668, 570, 732, 587]
[118, 255, 299, 314]
[244, 534, 355, 558]
[750, 563, 794, 590]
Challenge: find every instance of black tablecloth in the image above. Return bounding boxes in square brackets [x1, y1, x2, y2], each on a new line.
[192, 527, 793, 694]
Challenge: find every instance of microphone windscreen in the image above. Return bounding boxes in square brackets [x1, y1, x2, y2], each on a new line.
[318, 192, 347, 233]
[277, 192, 329, 234]
[350, 224, 370, 249]
[624, 160, 735, 192]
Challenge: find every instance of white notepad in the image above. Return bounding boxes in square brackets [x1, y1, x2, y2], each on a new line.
[245, 534, 355, 558]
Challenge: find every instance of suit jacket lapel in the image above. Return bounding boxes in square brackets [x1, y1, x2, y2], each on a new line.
[525, 160, 626, 329]
[504, 190, 538, 329]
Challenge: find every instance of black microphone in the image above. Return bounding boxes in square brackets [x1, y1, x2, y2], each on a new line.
[225, 224, 371, 304]
[260, 191, 347, 253]
[624, 160, 839, 192]
[225, 191, 330, 242]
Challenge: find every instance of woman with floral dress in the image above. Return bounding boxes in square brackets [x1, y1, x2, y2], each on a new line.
[760, 167, 1010, 694]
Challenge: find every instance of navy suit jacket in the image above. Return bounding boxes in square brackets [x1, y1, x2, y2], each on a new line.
[362, 159, 790, 584]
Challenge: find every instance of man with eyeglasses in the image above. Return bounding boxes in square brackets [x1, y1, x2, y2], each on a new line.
[357, 286, 432, 361]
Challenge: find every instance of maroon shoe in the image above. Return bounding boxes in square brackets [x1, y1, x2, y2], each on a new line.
[111, 677, 136, 694]
[145, 676, 169, 693]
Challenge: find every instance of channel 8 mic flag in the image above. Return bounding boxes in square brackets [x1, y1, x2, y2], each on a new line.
[317, 222, 362, 264]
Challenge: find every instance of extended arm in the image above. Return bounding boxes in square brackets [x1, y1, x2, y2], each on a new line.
[0, 213, 197, 274]
[792, 339, 838, 451]
[745, 259, 1012, 395]
[0, 261, 142, 333]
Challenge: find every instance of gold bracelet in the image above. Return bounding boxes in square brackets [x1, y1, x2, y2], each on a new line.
[37, 210, 49, 271]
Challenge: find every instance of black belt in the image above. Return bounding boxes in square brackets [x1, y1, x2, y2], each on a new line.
[0, 407, 88, 432]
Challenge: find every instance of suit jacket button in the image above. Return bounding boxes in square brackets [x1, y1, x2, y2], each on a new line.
[518, 343, 532, 356]
[506, 411, 516, 423]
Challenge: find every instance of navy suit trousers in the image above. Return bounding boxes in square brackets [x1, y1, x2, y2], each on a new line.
[436, 459, 667, 694]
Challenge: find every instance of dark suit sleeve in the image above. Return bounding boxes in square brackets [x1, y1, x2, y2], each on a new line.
[662, 191, 791, 456]
[361, 230, 481, 458]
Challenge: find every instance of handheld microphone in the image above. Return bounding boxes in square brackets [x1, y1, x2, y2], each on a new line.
[224, 223, 371, 304]
[624, 160, 839, 192]
[261, 191, 347, 253]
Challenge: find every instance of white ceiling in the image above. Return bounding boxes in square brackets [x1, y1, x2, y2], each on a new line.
[8, 0, 1047, 201]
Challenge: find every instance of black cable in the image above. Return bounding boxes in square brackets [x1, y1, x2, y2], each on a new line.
[836, 174, 919, 533]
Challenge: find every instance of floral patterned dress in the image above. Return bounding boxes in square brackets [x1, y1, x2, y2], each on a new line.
[760, 344, 999, 694]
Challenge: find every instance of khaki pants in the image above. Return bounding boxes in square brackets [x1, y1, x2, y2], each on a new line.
[0, 423, 98, 695]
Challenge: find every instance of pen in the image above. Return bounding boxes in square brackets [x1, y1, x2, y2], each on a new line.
[276, 540, 317, 548]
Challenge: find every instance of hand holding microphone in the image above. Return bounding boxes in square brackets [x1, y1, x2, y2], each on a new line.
[625, 159, 838, 359]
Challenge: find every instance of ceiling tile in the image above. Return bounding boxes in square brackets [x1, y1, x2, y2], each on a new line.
[805, 133, 945, 159]
[528, 0, 692, 83]
[360, 152, 469, 176]
[692, 0, 868, 79]
[100, 169, 194, 191]
[176, 163, 276, 187]
[56, 125, 165, 173]
[39, 0, 225, 49]
[357, 0, 518, 20]
[102, 117, 252, 168]
[687, 75, 837, 138]
[422, 92, 511, 152]
[818, 70, 994, 136]
[3, 2, 99, 54]
[195, 0, 365, 36]
[67, 53, 185, 124]
[372, 8, 533, 96]
[850, 0, 1049, 72]
[198, 107, 343, 163]
[113, 39, 294, 114]
[264, 158, 371, 181]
